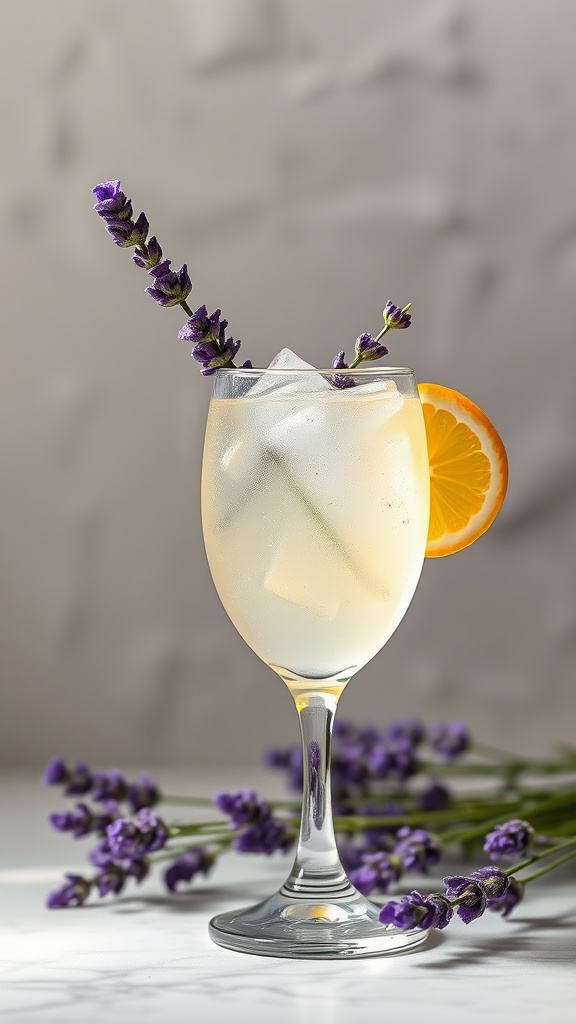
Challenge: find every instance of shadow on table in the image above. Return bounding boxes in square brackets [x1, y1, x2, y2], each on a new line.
[415, 905, 576, 970]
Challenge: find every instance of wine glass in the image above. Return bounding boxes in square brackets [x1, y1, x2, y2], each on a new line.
[201, 363, 430, 958]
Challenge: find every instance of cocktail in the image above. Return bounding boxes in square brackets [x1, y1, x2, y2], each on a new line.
[201, 352, 431, 957]
[91, 180, 508, 958]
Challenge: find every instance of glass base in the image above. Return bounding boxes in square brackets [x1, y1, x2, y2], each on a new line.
[209, 887, 429, 959]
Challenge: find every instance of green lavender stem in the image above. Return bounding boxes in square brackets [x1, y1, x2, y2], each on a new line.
[504, 836, 576, 876]
[519, 846, 576, 884]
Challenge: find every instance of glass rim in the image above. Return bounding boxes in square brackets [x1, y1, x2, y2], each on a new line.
[214, 365, 415, 376]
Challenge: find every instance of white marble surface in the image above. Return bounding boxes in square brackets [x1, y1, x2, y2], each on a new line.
[1, 773, 575, 1024]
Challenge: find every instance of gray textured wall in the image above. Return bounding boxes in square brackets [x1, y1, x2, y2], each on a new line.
[1, 0, 575, 770]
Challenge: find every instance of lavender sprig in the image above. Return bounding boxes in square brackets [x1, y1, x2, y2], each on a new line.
[92, 179, 244, 373]
[331, 300, 412, 388]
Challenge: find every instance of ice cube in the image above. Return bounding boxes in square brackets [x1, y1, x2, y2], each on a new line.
[263, 530, 341, 621]
[220, 348, 332, 493]
[247, 348, 333, 399]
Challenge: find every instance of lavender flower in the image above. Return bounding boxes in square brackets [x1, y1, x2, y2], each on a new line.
[95, 863, 127, 897]
[380, 890, 453, 930]
[92, 180, 132, 220]
[349, 851, 402, 896]
[393, 827, 441, 873]
[420, 783, 451, 811]
[164, 848, 215, 892]
[193, 335, 241, 375]
[126, 772, 160, 813]
[467, 867, 510, 906]
[42, 758, 93, 796]
[333, 742, 368, 785]
[43, 757, 69, 785]
[92, 181, 149, 249]
[234, 816, 294, 855]
[443, 874, 488, 924]
[91, 770, 128, 803]
[105, 212, 149, 249]
[262, 744, 303, 791]
[46, 873, 92, 909]
[428, 721, 470, 759]
[214, 789, 271, 827]
[484, 819, 535, 861]
[133, 235, 163, 269]
[368, 739, 421, 781]
[330, 351, 356, 390]
[146, 260, 192, 307]
[489, 877, 525, 917]
[383, 300, 412, 330]
[107, 809, 168, 859]
[354, 332, 389, 361]
[88, 835, 151, 896]
[178, 305, 223, 344]
[385, 717, 425, 746]
[63, 762, 94, 795]
[49, 802, 116, 839]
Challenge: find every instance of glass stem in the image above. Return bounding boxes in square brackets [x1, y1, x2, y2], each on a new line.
[281, 688, 355, 901]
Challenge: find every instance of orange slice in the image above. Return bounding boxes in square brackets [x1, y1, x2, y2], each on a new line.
[418, 382, 508, 557]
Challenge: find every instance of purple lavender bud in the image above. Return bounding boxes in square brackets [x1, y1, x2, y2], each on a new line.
[468, 866, 510, 906]
[354, 332, 389, 361]
[146, 261, 192, 307]
[240, 359, 253, 368]
[389, 739, 421, 781]
[393, 827, 441, 873]
[164, 848, 215, 892]
[91, 770, 128, 803]
[337, 842, 365, 872]
[89, 837, 115, 868]
[133, 235, 163, 269]
[330, 350, 356, 390]
[489, 876, 525, 917]
[48, 802, 110, 839]
[483, 819, 535, 861]
[367, 743, 394, 779]
[214, 789, 271, 827]
[234, 817, 294, 855]
[192, 335, 241, 375]
[356, 725, 381, 747]
[349, 851, 402, 896]
[107, 809, 168, 859]
[43, 757, 69, 786]
[443, 874, 487, 924]
[262, 747, 292, 771]
[333, 720, 359, 741]
[92, 180, 132, 221]
[96, 864, 126, 897]
[106, 210, 148, 248]
[383, 300, 412, 330]
[127, 858, 150, 884]
[126, 772, 160, 813]
[333, 742, 368, 785]
[428, 721, 470, 759]
[380, 890, 453, 930]
[64, 761, 93, 796]
[178, 305, 223, 344]
[419, 783, 451, 812]
[46, 873, 92, 909]
[385, 717, 425, 746]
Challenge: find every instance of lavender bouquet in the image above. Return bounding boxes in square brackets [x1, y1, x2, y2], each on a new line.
[45, 718, 576, 933]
